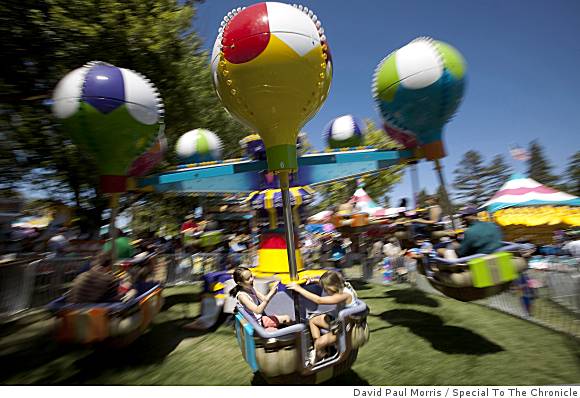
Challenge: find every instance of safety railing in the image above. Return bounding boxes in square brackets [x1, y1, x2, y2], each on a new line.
[163, 253, 231, 287]
[1, 255, 91, 318]
[0, 252, 257, 318]
[30, 256, 91, 308]
[415, 265, 580, 339]
[0, 256, 39, 318]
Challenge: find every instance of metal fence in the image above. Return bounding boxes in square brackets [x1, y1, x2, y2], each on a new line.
[0, 255, 90, 318]
[3, 251, 579, 339]
[162, 252, 255, 286]
[0, 252, 249, 318]
[414, 264, 580, 339]
[163, 253, 224, 286]
[29, 256, 91, 308]
[0, 256, 38, 317]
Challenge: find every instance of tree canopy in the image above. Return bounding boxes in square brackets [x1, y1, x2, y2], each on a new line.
[452, 151, 514, 208]
[452, 150, 488, 207]
[1, 0, 246, 232]
[565, 151, 580, 196]
[313, 120, 406, 212]
[526, 140, 559, 188]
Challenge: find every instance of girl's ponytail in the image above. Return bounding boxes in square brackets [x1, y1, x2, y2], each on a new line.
[230, 285, 242, 298]
[344, 281, 358, 299]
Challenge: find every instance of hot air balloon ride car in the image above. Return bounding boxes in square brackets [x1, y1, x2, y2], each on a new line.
[372, 39, 532, 300]
[417, 242, 534, 302]
[211, 2, 369, 383]
[51, 62, 165, 345]
[373, 37, 466, 242]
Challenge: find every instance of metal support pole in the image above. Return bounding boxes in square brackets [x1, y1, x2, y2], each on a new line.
[410, 163, 420, 209]
[433, 159, 454, 226]
[279, 171, 301, 322]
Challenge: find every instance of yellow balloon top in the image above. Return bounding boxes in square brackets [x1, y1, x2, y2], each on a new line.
[211, 3, 332, 171]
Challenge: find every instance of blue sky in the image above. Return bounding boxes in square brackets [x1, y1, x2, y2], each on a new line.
[194, 0, 580, 205]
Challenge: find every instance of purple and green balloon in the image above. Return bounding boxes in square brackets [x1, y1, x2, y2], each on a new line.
[52, 61, 164, 192]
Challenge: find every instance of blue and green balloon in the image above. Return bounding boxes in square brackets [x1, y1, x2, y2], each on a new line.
[373, 37, 466, 160]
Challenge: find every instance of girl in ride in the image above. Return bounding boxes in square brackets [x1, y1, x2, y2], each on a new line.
[287, 271, 358, 363]
[230, 267, 290, 331]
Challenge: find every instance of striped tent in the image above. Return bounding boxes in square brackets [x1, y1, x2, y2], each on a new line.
[244, 186, 315, 210]
[483, 174, 580, 213]
[349, 188, 403, 217]
[349, 188, 386, 216]
[244, 186, 315, 229]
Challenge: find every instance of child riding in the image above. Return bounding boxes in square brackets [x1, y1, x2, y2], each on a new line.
[230, 267, 291, 331]
[287, 270, 358, 364]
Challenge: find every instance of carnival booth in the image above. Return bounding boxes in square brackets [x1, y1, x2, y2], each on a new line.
[482, 174, 580, 245]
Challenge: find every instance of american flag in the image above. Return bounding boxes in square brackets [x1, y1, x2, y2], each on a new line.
[510, 146, 530, 161]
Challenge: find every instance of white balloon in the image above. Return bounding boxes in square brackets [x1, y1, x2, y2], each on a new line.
[52, 67, 85, 119]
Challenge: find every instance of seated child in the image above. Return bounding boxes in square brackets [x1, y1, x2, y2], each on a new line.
[230, 267, 291, 331]
[287, 271, 358, 364]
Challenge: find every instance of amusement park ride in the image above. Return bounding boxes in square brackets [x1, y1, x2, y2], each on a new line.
[47, 1, 532, 384]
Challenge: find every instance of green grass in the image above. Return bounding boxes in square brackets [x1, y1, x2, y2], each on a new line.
[0, 283, 579, 385]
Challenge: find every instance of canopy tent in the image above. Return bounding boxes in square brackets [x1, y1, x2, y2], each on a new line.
[243, 186, 315, 229]
[491, 206, 580, 227]
[244, 186, 315, 210]
[482, 174, 580, 228]
[483, 174, 580, 213]
[307, 210, 333, 224]
[348, 188, 402, 217]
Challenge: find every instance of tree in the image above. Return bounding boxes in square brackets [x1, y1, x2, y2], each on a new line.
[565, 151, 580, 196]
[452, 150, 487, 207]
[483, 154, 512, 202]
[1, 0, 245, 233]
[131, 193, 200, 237]
[381, 194, 391, 208]
[313, 120, 406, 212]
[362, 122, 406, 203]
[416, 189, 430, 209]
[526, 140, 559, 188]
[435, 185, 450, 212]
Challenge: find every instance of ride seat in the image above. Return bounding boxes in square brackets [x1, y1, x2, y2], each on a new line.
[264, 287, 320, 322]
[429, 243, 534, 288]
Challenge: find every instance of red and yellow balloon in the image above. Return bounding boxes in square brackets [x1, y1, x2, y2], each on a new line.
[211, 2, 332, 172]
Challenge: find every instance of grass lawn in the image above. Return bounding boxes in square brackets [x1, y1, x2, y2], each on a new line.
[0, 282, 579, 385]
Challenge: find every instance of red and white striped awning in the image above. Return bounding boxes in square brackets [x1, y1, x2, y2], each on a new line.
[349, 188, 402, 217]
[483, 174, 580, 213]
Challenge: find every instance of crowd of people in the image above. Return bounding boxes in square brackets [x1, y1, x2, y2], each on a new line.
[5, 193, 578, 335]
